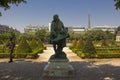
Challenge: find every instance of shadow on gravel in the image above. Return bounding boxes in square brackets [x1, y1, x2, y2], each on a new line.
[71, 61, 120, 80]
[0, 61, 120, 80]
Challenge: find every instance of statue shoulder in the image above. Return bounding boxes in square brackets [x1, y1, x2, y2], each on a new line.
[59, 20, 63, 24]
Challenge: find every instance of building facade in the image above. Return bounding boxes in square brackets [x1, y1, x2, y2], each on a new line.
[116, 31, 120, 42]
[0, 25, 9, 34]
[0, 24, 20, 34]
[68, 26, 86, 32]
[92, 26, 117, 33]
[24, 24, 48, 33]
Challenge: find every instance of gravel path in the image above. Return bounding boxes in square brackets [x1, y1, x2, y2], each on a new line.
[0, 46, 120, 80]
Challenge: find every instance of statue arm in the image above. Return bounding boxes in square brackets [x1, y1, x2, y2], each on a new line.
[60, 21, 65, 34]
[61, 21, 65, 29]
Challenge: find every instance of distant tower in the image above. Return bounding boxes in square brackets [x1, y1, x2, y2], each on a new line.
[88, 14, 91, 29]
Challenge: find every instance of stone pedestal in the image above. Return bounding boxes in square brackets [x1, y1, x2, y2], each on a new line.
[43, 59, 75, 77]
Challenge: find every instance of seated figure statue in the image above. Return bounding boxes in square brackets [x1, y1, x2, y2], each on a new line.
[49, 14, 69, 59]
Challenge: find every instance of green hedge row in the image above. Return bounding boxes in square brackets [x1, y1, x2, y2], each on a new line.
[0, 48, 44, 59]
[71, 47, 120, 59]
[0, 49, 2, 53]
[97, 53, 120, 58]
[0, 53, 9, 58]
[96, 48, 120, 54]
[14, 53, 38, 59]
[0, 53, 38, 59]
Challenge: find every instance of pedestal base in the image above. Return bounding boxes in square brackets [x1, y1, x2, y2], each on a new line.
[43, 59, 75, 77]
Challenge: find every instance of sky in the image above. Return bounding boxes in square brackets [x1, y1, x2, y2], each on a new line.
[0, 0, 120, 32]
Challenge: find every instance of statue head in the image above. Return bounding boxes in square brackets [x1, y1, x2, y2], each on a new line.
[53, 14, 59, 21]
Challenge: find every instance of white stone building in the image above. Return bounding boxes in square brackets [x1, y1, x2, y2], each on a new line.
[92, 25, 117, 33]
[116, 31, 120, 42]
[24, 24, 48, 33]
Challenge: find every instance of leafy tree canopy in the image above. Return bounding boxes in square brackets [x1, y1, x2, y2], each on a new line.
[0, 0, 26, 16]
[114, 0, 120, 10]
[35, 29, 47, 42]
[117, 26, 120, 31]
[83, 30, 107, 41]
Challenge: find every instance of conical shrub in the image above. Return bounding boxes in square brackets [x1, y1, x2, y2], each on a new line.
[76, 38, 84, 50]
[101, 39, 109, 47]
[2, 39, 9, 53]
[29, 39, 38, 50]
[82, 39, 96, 54]
[16, 37, 32, 53]
[37, 39, 44, 48]
[70, 40, 77, 49]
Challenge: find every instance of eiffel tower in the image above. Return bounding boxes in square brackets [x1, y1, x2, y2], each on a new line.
[87, 14, 91, 30]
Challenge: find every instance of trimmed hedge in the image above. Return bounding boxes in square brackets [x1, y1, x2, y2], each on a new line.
[29, 39, 38, 50]
[14, 53, 27, 58]
[14, 53, 38, 59]
[0, 48, 3, 53]
[69, 40, 77, 49]
[0, 48, 44, 59]
[97, 53, 120, 58]
[0, 53, 9, 58]
[14, 48, 44, 59]
[71, 47, 120, 59]
[96, 48, 120, 53]
[16, 37, 32, 53]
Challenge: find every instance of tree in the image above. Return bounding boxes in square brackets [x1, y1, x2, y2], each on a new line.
[83, 30, 107, 41]
[2, 39, 9, 53]
[0, 0, 26, 16]
[35, 29, 47, 42]
[105, 30, 115, 40]
[6, 29, 16, 38]
[0, 29, 18, 41]
[68, 31, 84, 41]
[114, 0, 120, 10]
[20, 33, 35, 41]
[117, 26, 120, 31]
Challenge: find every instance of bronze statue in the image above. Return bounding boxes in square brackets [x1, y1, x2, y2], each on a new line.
[49, 14, 69, 59]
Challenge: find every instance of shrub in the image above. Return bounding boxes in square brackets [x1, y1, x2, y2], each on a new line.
[82, 39, 96, 54]
[14, 48, 44, 59]
[14, 53, 27, 58]
[2, 39, 9, 53]
[15, 37, 32, 53]
[33, 48, 44, 54]
[97, 53, 120, 58]
[37, 39, 44, 48]
[69, 40, 77, 49]
[26, 53, 38, 59]
[101, 39, 109, 47]
[75, 51, 85, 58]
[76, 38, 84, 50]
[0, 48, 2, 53]
[0, 53, 9, 58]
[29, 39, 38, 50]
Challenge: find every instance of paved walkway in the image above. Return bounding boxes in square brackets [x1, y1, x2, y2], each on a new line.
[0, 46, 120, 80]
[33, 46, 82, 62]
